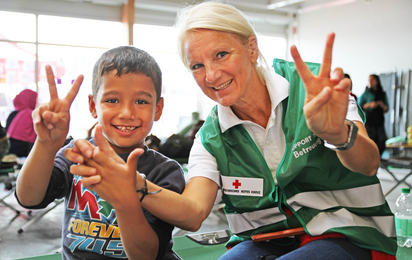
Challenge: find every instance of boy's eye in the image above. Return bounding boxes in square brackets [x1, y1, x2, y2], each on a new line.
[105, 98, 118, 103]
[192, 64, 203, 70]
[217, 51, 228, 59]
[136, 100, 148, 105]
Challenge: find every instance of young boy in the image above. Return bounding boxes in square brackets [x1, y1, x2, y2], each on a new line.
[15, 46, 185, 260]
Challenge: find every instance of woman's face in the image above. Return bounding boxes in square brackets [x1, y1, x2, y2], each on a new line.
[184, 30, 258, 107]
[369, 76, 378, 89]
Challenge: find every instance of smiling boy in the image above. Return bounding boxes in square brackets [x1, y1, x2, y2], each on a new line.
[15, 46, 185, 260]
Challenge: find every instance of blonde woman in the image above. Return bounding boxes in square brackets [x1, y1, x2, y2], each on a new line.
[67, 2, 396, 259]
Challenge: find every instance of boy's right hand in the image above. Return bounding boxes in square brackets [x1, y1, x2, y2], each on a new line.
[33, 65, 83, 150]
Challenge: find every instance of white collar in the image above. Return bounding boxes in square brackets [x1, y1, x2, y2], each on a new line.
[217, 67, 290, 133]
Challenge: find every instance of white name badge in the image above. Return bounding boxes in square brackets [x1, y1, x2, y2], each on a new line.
[221, 176, 263, 197]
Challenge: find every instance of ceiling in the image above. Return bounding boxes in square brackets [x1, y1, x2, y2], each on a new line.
[56, 0, 357, 27]
[0, 0, 358, 37]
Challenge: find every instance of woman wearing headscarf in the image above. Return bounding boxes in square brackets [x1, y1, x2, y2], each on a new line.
[5, 89, 38, 157]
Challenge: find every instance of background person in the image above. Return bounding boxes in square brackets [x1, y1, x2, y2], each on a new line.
[5, 89, 37, 157]
[358, 74, 389, 156]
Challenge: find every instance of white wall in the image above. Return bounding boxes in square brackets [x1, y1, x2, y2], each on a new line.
[291, 0, 412, 97]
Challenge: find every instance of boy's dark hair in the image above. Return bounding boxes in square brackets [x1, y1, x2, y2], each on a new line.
[92, 46, 162, 103]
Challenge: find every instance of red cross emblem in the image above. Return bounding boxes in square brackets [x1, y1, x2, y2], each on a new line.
[233, 179, 241, 189]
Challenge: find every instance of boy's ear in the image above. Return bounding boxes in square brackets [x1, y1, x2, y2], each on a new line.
[154, 97, 164, 122]
[88, 94, 98, 119]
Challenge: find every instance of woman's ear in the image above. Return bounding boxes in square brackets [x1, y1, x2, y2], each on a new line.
[248, 35, 259, 63]
[88, 94, 97, 119]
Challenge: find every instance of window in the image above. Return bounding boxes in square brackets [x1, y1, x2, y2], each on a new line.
[0, 11, 123, 139]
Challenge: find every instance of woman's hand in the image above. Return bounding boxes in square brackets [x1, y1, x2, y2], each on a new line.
[291, 33, 352, 145]
[32, 65, 83, 151]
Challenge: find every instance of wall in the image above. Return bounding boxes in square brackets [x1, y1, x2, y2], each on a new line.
[291, 0, 412, 99]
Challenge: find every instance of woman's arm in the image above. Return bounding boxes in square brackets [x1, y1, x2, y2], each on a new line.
[335, 121, 380, 176]
[290, 33, 380, 176]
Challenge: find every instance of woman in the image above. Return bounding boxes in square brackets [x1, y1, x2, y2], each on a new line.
[358, 74, 389, 156]
[68, 2, 396, 259]
[5, 89, 37, 157]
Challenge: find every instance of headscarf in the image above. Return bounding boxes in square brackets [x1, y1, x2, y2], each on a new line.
[7, 89, 38, 143]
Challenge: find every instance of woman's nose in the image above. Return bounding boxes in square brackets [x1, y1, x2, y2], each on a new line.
[205, 65, 221, 84]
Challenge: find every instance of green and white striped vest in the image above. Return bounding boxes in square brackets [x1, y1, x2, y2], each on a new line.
[199, 59, 396, 255]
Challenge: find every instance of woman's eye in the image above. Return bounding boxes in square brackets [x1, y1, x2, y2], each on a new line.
[217, 52, 228, 59]
[136, 100, 148, 105]
[192, 64, 203, 70]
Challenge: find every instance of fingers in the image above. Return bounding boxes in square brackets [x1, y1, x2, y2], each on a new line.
[65, 74, 84, 107]
[319, 32, 335, 78]
[303, 87, 333, 118]
[64, 147, 85, 164]
[73, 139, 95, 159]
[45, 65, 59, 101]
[32, 107, 42, 125]
[81, 175, 102, 187]
[290, 45, 313, 85]
[94, 125, 112, 154]
[127, 148, 145, 173]
[93, 125, 125, 164]
[70, 164, 97, 177]
[333, 78, 351, 93]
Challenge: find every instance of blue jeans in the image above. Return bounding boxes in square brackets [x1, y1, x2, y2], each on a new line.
[218, 238, 372, 260]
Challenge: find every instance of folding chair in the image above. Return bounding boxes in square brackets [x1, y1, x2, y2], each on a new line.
[0, 166, 20, 215]
[380, 157, 412, 196]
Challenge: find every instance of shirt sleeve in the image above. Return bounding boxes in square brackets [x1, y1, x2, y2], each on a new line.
[15, 143, 74, 210]
[346, 94, 363, 123]
[186, 133, 223, 204]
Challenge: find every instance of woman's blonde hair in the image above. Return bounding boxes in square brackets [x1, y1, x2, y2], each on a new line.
[175, 2, 268, 74]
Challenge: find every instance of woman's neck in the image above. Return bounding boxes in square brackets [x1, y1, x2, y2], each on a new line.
[231, 75, 272, 128]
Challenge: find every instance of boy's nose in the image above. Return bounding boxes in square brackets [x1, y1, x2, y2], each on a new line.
[118, 104, 135, 119]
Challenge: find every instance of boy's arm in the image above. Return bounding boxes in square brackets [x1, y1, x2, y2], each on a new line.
[66, 128, 217, 232]
[69, 125, 160, 260]
[16, 65, 83, 206]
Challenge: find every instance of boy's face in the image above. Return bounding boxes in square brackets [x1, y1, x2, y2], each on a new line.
[89, 70, 163, 154]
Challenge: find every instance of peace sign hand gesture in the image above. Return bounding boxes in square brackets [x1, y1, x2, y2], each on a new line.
[32, 65, 83, 151]
[291, 33, 352, 145]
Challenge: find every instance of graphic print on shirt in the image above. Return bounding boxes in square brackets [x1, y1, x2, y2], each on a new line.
[66, 176, 126, 258]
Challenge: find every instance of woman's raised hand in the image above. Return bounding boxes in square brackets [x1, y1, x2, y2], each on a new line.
[291, 33, 352, 145]
[32, 65, 83, 150]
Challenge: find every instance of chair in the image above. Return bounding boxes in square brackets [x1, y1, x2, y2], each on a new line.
[173, 230, 230, 260]
[0, 166, 20, 215]
[380, 157, 412, 196]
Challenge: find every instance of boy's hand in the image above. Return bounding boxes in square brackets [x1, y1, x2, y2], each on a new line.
[291, 33, 352, 145]
[33, 65, 83, 150]
[68, 125, 145, 207]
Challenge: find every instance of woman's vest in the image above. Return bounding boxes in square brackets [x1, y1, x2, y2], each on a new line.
[198, 59, 396, 255]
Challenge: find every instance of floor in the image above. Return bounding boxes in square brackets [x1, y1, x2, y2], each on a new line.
[0, 164, 410, 260]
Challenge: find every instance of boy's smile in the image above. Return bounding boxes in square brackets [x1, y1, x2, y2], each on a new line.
[89, 70, 163, 154]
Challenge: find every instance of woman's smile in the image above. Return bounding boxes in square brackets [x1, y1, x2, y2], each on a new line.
[212, 79, 233, 91]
